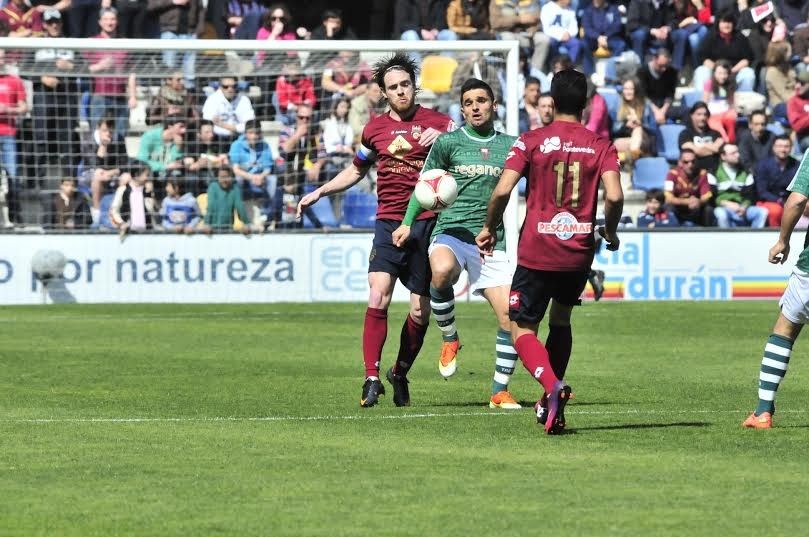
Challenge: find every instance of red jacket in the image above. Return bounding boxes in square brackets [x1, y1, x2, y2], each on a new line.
[787, 93, 809, 137]
[275, 76, 316, 114]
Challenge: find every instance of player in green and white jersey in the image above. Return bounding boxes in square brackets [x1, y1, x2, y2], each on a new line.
[743, 148, 809, 429]
[392, 78, 522, 409]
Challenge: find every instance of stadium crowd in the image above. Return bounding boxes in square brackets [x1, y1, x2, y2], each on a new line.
[0, 0, 808, 231]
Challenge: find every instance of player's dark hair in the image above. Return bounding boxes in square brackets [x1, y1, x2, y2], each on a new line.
[459, 78, 495, 104]
[645, 188, 665, 204]
[372, 52, 419, 91]
[550, 69, 587, 116]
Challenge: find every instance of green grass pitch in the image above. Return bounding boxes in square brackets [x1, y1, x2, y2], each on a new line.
[2, 301, 809, 536]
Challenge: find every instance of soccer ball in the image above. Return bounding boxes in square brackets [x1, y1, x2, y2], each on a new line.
[31, 249, 67, 282]
[414, 169, 458, 212]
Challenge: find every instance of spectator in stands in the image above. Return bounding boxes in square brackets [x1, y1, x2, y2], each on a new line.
[33, 9, 81, 181]
[737, 110, 774, 172]
[664, 147, 714, 226]
[765, 41, 797, 126]
[52, 177, 91, 230]
[773, 0, 805, 32]
[115, 0, 148, 38]
[538, 92, 555, 127]
[275, 103, 326, 228]
[86, 8, 137, 137]
[309, 8, 357, 40]
[274, 56, 316, 125]
[202, 75, 256, 149]
[0, 49, 27, 225]
[694, 10, 756, 92]
[581, 0, 626, 76]
[670, 0, 711, 72]
[67, 0, 100, 37]
[583, 81, 610, 139]
[447, 0, 492, 39]
[229, 118, 276, 221]
[322, 97, 354, 171]
[710, 143, 768, 227]
[540, 0, 583, 66]
[147, 71, 199, 126]
[0, 0, 43, 36]
[702, 59, 737, 143]
[254, 4, 305, 67]
[395, 0, 456, 43]
[747, 13, 776, 83]
[85, 116, 132, 222]
[519, 76, 542, 132]
[110, 166, 157, 232]
[148, 0, 205, 90]
[626, 0, 675, 63]
[637, 188, 679, 227]
[787, 71, 809, 152]
[136, 114, 186, 179]
[348, 81, 384, 145]
[321, 50, 372, 102]
[489, 0, 551, 74]
[186, 119, 229, 193]
[679, 101, 724, 174]
[794, 9, 809, 74]
[226, 0, 266, 39]
[755, 135, 800, 227]
[613, 77, 655, 162]
[637, 48, 680, 125]
[159, 177, 201, 233]
[199, 167, 252, 233]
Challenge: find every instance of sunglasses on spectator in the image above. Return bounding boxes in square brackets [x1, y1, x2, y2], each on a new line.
[297, 115, 311, 120]
[221, 84, 236, 89]
[681, 159, 695, 165]
[271, 15, 284, 21]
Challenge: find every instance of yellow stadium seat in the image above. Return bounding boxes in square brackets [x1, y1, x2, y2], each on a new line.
[420, 55, 458, 94]
[196, 193, 207, 216]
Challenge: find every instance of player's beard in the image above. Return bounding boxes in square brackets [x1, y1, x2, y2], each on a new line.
[387, 94, 416, 118]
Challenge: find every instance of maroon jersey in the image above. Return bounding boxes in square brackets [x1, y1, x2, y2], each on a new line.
[352, 105, 455, 220]
[505, 120, 620, 271]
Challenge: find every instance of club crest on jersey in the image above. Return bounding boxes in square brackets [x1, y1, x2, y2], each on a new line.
[411, 124, 422, 140]
[387, 135, 413, 158]
[509, 291, 520, 309]
[480, 147, 490, 160]
[537, 212, 592, 240]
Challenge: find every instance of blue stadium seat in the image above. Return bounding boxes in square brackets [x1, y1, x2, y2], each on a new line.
[597, 89, 619, 121]
[303, 196, 339, 228]
[632, 157, 670, 191]
[681, 89, 701, 110]
[659, 124, 685, 162]
[342, 189, 377, 229]
[92, 193, 117, 230]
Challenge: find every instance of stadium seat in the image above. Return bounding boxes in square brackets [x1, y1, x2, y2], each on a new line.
[93, 193, 117, 231]
[659, 124, 685, 162]
[420, 55, 458, 94]
[597, 88, 619, 121]
[681, 89, 701, 110]
[632, 157, 670, 191]
[766, 122, 785, 136]
[342, 189, 377, 228]
[303, 196, 339, 228]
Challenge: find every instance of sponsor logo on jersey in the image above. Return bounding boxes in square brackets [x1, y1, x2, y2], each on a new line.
[447, 120, 458, 132]
[411, 124, 422, 140]
[534, 366, 544, 379]
[562, 141, 595, 154]
[540, 136, 561, 154]
[511, 138, 526, 151]
[537, 212, 592, 240]
[452, 164, 503, 178]
[509, 290, 520, 308]
[480, 147, 489, 160]
[387, 135, 413, 158]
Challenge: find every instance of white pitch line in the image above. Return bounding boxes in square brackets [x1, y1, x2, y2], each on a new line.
[2, 408, 807, 424]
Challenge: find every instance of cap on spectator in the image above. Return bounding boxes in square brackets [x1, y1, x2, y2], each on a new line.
[798, 71, 809, 84]
[43, 9, 61, 22]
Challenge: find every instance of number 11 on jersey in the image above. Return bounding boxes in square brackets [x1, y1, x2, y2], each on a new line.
[553, 160, 581, 208]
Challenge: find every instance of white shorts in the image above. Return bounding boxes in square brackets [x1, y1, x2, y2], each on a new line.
[779, 269, 809, 324]
[428, 234, 514, 296]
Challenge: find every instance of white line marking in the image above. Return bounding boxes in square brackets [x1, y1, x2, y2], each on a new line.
[1, 408, 807, 424]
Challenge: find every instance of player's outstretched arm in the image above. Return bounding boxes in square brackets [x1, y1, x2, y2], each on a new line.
[477, 169, 521, 255]
[296, 163, 368, 219]
[600, 170, 624, 252]
[770, 191, 808, 264]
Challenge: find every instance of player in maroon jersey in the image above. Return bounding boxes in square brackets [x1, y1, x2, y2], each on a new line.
[297, 52, 454, 408]
[476, 69, 624, 434]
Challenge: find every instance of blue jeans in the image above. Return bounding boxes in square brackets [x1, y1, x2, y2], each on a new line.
[0, 135, 18, 188]
[693, 65, 756, 92]
[400, 29, 458, 64]
[90, 95, 129, 137]
[713, 205, 768, 228]
[161, 32, 197, 89]
[630, 28, 668, 62]
[550, 37, 583, 64]
[671, 24, 707, 71]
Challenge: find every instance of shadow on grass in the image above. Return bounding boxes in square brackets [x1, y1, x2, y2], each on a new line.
[428, 400, 624, 408]
[565, 421, 710, 433]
